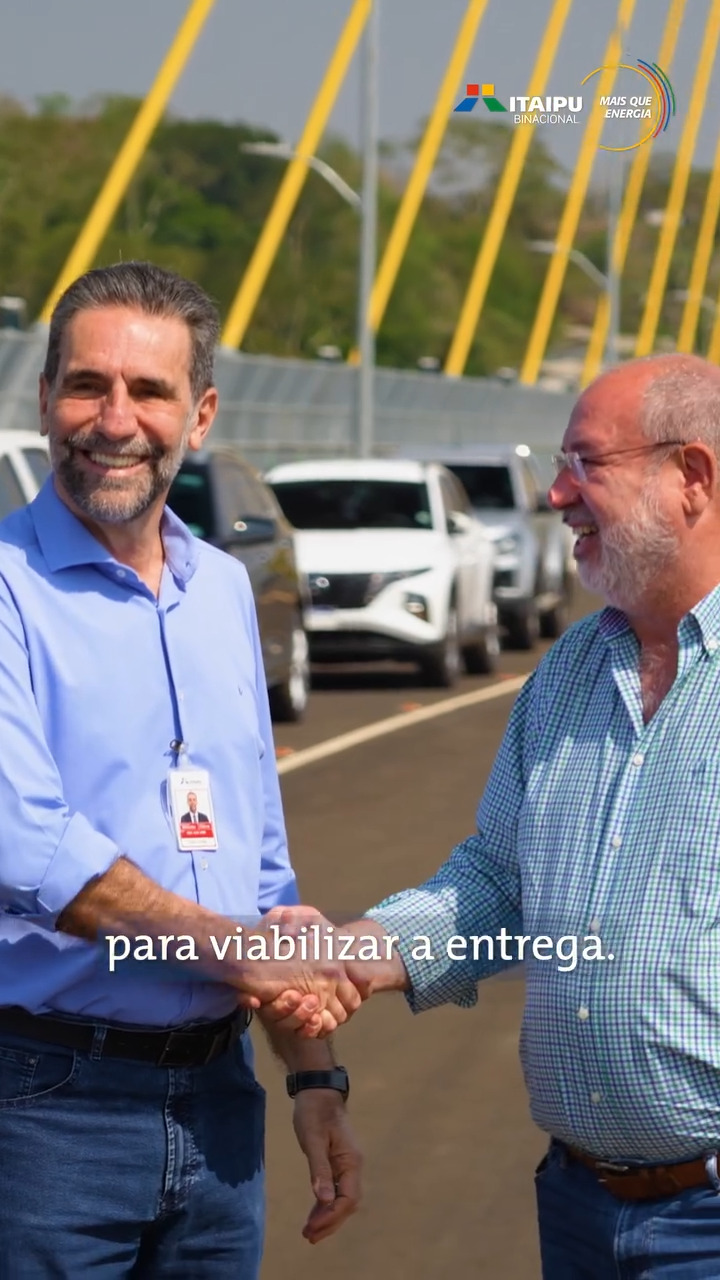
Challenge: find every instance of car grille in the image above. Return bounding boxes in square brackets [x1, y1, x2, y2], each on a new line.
[309, 573, 374, 609]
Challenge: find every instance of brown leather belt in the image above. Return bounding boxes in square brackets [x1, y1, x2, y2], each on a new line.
[0, 1004, 251, 1068]
[564, 1142, 716, 1201]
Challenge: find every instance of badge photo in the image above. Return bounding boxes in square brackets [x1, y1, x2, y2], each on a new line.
[168, 769, 218, 851]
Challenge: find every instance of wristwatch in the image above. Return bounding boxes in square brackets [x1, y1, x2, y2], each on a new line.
[286, 1066, 350, 1101]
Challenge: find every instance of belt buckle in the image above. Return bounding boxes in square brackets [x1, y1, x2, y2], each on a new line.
[157, 1030, 204, 1068]
[595, 1159, 632, 1186]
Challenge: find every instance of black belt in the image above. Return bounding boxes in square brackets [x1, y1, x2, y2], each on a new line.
[0, 1004, 251, 1068]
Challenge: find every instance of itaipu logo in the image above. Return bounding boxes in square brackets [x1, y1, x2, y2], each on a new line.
[453, 81, 581, 124]
[454, 60, 675, 149]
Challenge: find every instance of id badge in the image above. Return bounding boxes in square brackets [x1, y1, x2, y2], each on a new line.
[168, 766, 218, 851]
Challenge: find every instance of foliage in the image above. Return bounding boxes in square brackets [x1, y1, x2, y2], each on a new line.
[0, 96, 715, 374]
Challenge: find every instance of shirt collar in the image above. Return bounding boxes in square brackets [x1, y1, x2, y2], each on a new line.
[29, 475, 200, 586]
[597, 581, 720, 656]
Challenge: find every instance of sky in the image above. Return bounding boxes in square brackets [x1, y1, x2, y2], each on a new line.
[0, 0, 717, 188]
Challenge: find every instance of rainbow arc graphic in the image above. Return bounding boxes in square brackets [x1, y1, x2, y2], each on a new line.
[637, 59, 675, 137]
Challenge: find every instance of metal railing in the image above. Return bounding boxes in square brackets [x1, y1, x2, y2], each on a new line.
[0, 329, 575, 473]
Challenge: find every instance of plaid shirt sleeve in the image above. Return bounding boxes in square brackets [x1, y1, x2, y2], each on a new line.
[366, 673, 538, 1012]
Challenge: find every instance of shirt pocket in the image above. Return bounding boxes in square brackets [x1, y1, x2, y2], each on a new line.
[659, 757, 720, 923]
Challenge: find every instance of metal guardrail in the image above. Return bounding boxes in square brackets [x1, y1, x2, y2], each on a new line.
[0, 328, 576, 472]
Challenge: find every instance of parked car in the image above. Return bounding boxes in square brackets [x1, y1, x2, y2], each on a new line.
[166, 446, 311, 723]
[265, 457, 499, 686]
[0, 430, 51, 517]
[402, 444, 574, 650]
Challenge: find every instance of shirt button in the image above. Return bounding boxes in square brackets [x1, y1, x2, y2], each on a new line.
[590, 1090, 603, 1104]
[708, 638, 719, 652]
[178, 691, 184, 701]
[588, 919, 601, 935]
[578, 1006, 590, 1021]
[611, 835, 622, 848]
[200, 858, 209, 871]
[116, 568, 126, 578]
[632, 752, 644, 767]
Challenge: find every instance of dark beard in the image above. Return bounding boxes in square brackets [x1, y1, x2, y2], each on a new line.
[50, 430, 187, 524]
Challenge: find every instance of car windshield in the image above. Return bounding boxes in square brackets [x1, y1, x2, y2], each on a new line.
[167, 466, 216, 540]
[270, 479, 432, 530]
[444, 463, 515, 510]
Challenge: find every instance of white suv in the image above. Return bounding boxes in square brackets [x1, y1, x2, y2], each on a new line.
[0, 430, 51, 518]
[265, 458, 499, 686]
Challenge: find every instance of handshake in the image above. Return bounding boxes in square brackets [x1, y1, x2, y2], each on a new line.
[233, 906, 408, 1036]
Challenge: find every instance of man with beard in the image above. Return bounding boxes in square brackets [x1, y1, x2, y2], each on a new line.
[265, 353, 720, 1277]
[0, 261, 361, 1276]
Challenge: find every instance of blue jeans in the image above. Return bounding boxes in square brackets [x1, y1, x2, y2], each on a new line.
[0, 1026, 265, 1277]
[536, 1139, 720, 1278]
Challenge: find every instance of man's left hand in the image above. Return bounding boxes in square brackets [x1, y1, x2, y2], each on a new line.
[293, 1090, 362, 1244]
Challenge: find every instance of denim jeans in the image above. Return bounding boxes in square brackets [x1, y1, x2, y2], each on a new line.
[536, 1139, 720, 1278]
[0, 1025, 266, 1278]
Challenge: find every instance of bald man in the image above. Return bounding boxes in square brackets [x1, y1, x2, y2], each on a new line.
[266, 354, 720, 1277]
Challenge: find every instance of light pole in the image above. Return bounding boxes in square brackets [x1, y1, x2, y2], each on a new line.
[355, 0, 379, 459]
[528, 239, 618, 365]
[239, 1, 379, 458]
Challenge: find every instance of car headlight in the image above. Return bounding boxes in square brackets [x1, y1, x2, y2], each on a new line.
[403, 592, 429, 621]
[364, 567, 431, 604]
[495, 534, 521, 556]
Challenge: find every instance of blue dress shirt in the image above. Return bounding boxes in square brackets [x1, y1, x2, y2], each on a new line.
[0, 478, 298, 1026]
[370, 589, 720, 1162]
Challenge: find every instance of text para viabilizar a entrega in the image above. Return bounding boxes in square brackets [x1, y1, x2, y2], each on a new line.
[104, 924, 612, 975]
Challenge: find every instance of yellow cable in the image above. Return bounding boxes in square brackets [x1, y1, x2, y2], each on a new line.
[518, 0, 637, 386]
[708, 284, 720, 362]
[635, 0, 720, 356]
[368, 0, 489, 339]
[40, 0, 216, 322]
[221, 0, 371, 350]
[676, 124, 720, 351]
[445, 0, 574, 377]
[580, 0, 686, 385]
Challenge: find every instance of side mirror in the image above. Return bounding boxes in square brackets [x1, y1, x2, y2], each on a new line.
[224, 516, 276, 547]
[446, 510, 473, 535]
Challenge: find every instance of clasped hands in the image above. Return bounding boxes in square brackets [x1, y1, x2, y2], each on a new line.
[235, 906, 384, 1036]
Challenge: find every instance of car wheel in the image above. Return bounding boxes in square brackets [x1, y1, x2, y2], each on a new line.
[268, 617, 310, 723]
[539, 600, 567, 640]
[420, 604, 461, 687]
[504, 601, 540, 651]
[463, 621, 500, 675]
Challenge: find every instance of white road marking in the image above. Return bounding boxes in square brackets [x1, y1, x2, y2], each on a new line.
[276, 675, 530, 775]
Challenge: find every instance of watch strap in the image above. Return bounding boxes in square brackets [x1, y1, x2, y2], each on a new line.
[286, 1066, 349, 1101]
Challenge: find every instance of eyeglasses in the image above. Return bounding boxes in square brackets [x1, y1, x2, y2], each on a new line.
[551, 440, 687, 484]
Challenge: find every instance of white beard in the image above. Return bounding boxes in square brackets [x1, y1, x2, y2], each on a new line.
[578, 481, 681, 610]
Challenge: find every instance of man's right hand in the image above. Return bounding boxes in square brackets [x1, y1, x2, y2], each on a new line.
[237, 906, 408, 1036]
[229, 909, 364, 1035]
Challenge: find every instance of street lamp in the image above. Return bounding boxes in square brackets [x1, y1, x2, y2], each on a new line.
[240, 141, 361, 211]
[238, 2, 378, 458]
[528, 239, 618, 366]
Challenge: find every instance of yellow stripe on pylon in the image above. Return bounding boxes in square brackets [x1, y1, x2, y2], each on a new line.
[221, 0, 371, 350]
[40, 0, 216, 322]
[519, 0, 637, 385]
[445, 0, 575, 377]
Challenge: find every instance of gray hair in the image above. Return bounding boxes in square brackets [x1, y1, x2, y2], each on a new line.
[43, 261, 220, 401]
[638, 353, 720, 454]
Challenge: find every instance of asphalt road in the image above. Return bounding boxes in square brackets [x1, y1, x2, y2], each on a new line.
[255, 585, 601, 1279]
